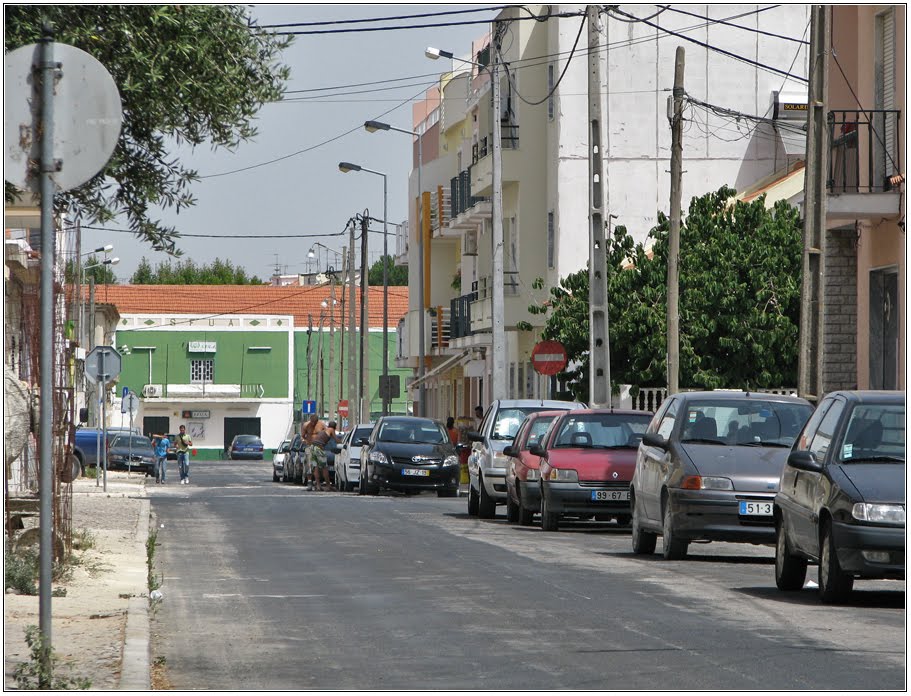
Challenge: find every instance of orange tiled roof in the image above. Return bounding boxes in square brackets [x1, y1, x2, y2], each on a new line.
[94, 284, 408, 329]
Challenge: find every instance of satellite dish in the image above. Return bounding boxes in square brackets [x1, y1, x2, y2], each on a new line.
[4, 41, 122, 193]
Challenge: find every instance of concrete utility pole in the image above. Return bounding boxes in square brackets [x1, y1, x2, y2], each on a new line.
[667, 46, 685, 396]
[798, 5, 830, 402]
[347, 221, 358, 425]
[328, 276, 336, 421]
[587, 6, 611, 408]
[491, 21, 507, 403]
[339, 245, 347, 422]
[360, 214, 370, 422]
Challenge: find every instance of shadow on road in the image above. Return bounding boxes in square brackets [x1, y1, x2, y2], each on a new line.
[732, 584, 905, 609]
[595, 550, 775, 565]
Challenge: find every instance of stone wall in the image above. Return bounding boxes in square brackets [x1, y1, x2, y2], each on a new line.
[823, 226, 858, 391]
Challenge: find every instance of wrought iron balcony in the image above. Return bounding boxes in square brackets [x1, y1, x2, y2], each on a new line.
[450, 168, 490, 219]
[450, 292, 476, 340]
[829, 109, 902, 194]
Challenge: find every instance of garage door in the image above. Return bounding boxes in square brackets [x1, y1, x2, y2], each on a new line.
[223, 417, 261, 452]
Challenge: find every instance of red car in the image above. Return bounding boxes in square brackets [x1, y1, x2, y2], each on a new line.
[531, 409, 652, 532]
[504, 411, 565, 525]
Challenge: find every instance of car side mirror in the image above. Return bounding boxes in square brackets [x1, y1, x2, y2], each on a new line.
[503, 445, 516, 457]
[787, 450, 823, 473]
[467, 431, 484, 442]
[529, 443, 546, 457]
[456, 443, 469, 452]
[642, 432, 669, 450]
[357, 438, 369, 446]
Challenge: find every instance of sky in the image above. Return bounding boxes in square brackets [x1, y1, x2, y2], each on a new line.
[81, 4, 496, 283]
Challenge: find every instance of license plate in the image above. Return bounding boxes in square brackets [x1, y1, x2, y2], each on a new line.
[402, 468, 430, 477]
[739, 501, 773, 516]
[591, 490, 630, 501]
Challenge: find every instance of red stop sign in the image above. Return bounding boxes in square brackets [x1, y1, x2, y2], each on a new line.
[531, 340, 568, 376]
[338, 400, 349, 417]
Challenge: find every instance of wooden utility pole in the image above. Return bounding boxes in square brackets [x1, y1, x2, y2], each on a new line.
[798, 5, 830, 402]
[587, 5, 611, 407]
[667, 46, 685, 396]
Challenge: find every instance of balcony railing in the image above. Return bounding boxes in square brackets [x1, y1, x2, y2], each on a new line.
[430, 186, 451, 233]
[472, 273, 520, 300]
[450, 292, 476, 340]
[429, 306, 451, 350]
[450, 168, 490, 219]
[829, 109, 902, 193]
[471, 124, 520, 163]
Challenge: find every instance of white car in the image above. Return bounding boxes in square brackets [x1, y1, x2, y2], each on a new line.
[335, 423, 375, 492]
[272, 440, 290, 482]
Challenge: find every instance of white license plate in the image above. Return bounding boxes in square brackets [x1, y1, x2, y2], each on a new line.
[402, 468, 430, 477]
[591, 490, 630, 501]
[739, 501, 773, 516]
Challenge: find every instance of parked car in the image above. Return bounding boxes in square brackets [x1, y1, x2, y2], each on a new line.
[73, 428, 124, 471]
[282, 434, 302, 482]
[530, 409, 652, 531]
[106, 434, 156, 475]
[336, 423, 375, 492]
[361, 417, 460, 496]
[774, 390, 905, 602]
[228, 434, 264, 460]
[467, 399, 586, 519]
[272, 440, 291, 482]
[631, 390, 813, 560]
[503, 411, 564, 525]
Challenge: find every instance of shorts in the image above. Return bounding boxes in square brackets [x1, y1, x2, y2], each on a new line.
[307, 444, 327, 470]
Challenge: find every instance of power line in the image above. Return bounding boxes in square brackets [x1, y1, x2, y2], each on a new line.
[78, 224, 351, 239]
[657, 5, 809, 45]
[257, 6, 509, 30]
[603, 6, 669, 24]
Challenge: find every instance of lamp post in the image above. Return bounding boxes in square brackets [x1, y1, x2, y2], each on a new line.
[339, 161, 391, 417]
[308, 242, 341, 277]
[427, 40, 506, 406]
[363, 119, 425, 417]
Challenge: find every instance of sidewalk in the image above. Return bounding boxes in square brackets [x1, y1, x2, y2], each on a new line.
[4, 470, 151, 690]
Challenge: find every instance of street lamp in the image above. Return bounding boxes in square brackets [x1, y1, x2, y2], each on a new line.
[339, 161, 391, 417]
[363, 119, 425, 417]
[81, 244, 113, 256]
[308, 242, 341, 276]
[427, 43, 506, 408]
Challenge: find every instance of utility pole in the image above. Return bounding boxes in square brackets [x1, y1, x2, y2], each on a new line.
[360, 214, 370, 422]
[328, 274, 336, 422]
[667, 46, 685, 396]
[491, 21, 507, 403]
[798, 4, 830, 402]
[347, 221, 358, 425]
[587, 6, 611, 408]
[339, 245, 347, 424]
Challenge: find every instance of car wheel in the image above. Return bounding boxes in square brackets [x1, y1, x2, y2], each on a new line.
[358, 471, 366, 495]
[631, 494, 657, 555]
[437, 489, 457, 498]
[818, 520, 853, 603]
[467, 482, 479, 516]
[615, 514, 631, 527]
[541, 490, 559, 532]
[774, 519, 807, 591]
[518, 500, 535, 526]
[662, 495, 688, 560]
[477, 476, 496, 519]
[273, 471, 280, 482]
[506, 493, 520, 524]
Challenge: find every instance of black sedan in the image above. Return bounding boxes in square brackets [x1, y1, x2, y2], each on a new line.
[360, 417, 460, 497]
[228, 434, 264, 460]
[774, 390, 905, 602]
[631, 390, 814, 559]
[107, 435, 156, 475]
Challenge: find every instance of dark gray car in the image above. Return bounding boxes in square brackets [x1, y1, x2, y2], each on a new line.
[107, 435, 156, 475]
[630, 390, 813, 560]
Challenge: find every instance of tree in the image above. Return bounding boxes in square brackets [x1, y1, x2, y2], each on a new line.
[129, 257, 263, 285]
[367, 255, 408, 286]
[65, 255, 118, 285]
[4, 6, 292, 251]
[525, 186, 803, 401]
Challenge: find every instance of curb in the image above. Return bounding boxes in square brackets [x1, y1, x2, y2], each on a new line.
[118, 497, 151, 690]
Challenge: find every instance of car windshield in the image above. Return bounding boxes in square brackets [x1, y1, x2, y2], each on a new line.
[354, 427, 374, 442]
[492, 407, 560, 440]
[552, 413, 651, 449]
[234, 435, 261, 444]
[378, 421, 447, 444]
[112, 436, 153, 450]
[837, 403, 905, 464]
[680, 399, 813, 447]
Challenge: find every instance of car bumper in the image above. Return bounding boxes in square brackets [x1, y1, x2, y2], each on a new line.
[518, 480, 541, 510]
[370, 464, 460, 492]
[667, 489, 776, 543]
[542, 482, 632, 516]
[478, 466, 508, 500]
[832, 520, 905, 579]
[347, 461, 361, 483]
[231, 452, 264, 460]
[109, 461, 153, 473]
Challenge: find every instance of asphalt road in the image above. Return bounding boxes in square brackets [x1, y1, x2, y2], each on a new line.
[148, 460, 905, 691]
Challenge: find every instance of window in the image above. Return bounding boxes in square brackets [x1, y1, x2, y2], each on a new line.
[547, 211, 555, 269]
[547, 63, 555, 120]
[656, 399, 678, 439]
[190, 359, 214, 384]
[809, 398, 846, 461]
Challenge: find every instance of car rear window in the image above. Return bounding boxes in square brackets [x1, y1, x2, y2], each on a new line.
[680, 399, 813, 446]
[354, 427, 374, 441]
[552, 413, 651, 449]
[492, 407, 561, 440]
[234, 435, 261, 444]
[838, 403, 905, 463]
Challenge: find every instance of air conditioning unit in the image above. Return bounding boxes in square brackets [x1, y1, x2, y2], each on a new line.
[142, 384, 163, 398]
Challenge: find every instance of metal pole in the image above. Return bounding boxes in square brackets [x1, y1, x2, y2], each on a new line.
[101, 351, 108, 493]
[339, 246, 347, 425]
[588, 6, 611, 407]
[382, 173, 389, 416]
[360, 214, 370, 422]
[37, 27, 56, 679]
[348, 222, 358, 424]
[491, 24, 507, 402]
[328, 275, 337, 422]
[667, 46, 685, 396]
[416, 134, 425, 415]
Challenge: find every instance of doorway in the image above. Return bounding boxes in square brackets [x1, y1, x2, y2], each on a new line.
[870, 267, 899, 389]
[143, 416, 170, 439]
[223, 417, 262, 451]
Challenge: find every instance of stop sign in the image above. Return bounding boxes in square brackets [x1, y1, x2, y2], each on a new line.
[338, 400, 349, 418]
[531, 340, 568, 376]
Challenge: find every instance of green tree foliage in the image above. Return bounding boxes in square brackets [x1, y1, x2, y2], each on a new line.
[129, 257, 263, 285]
[527, 187, 803, 401]
[367, 255, 408, 286]
[64, 255, 118, 285]
[4, 6, 292, 251]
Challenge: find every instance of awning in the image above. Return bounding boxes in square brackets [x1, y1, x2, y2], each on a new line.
[409, 349, 471, 389]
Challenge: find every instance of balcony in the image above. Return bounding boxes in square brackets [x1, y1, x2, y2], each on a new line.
[430, 185, 452, 238]
[428, 305, 451, 354]
[827, 109, 902, 219]
[448, 168, 491, 230]
[450, 292, 476, 340]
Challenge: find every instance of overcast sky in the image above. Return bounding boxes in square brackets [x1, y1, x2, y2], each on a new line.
[82, 4, 495, 283]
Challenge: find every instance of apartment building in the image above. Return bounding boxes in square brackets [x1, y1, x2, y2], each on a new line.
[396, 4, 812, 419]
